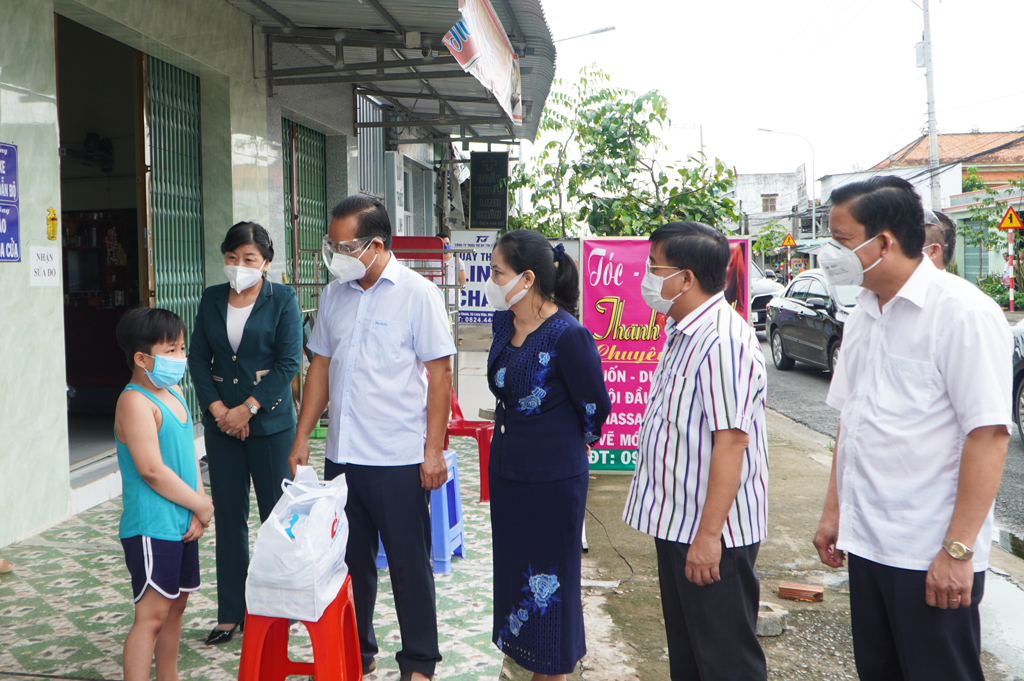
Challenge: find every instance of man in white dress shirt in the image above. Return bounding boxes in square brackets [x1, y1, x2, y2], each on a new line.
[437, 232, 466, 310]
[812, 176, 1011, 680]
[289, 195, 455, 681]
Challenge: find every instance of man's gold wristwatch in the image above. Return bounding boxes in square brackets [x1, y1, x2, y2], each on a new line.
[942, 538, 974, 561]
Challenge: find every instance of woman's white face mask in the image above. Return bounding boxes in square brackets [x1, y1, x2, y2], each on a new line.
[223, 262, 267, 292]
[485, 272, 528, 311]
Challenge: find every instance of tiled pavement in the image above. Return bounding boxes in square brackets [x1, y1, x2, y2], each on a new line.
[0, 437, 502, 680]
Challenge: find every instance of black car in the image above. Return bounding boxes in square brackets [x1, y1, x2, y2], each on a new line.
[766, 269, 861, 373]
[750, 261, 784, 332]
[1012, 324, 1024, 439]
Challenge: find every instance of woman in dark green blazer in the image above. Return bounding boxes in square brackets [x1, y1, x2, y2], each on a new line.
[188, 221, 302, 644]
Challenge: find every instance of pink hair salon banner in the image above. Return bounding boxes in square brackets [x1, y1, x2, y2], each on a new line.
[581, 237, 749, 472]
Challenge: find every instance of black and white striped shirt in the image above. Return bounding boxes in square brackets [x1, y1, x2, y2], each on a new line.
[623, 293, 769, 547]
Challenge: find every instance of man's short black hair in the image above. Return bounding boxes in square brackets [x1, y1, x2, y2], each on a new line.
[115, 307, 187, 371]
[649, 222, 730, 295]
[330, 195, 392, 249]
[436, 231, 449, 239]
[830, 175, 925, 257]
[931, 210, 956, 267]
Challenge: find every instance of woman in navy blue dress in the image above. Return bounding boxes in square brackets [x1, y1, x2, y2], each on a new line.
[485, 230, 611, 679]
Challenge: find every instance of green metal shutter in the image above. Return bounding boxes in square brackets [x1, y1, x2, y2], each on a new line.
[149, 56, 204, 416]
[283, 118, 327, 311]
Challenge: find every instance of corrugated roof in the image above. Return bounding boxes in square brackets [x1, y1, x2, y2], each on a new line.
[871, 131, 1024, 169]
[226, 0, 555, 141]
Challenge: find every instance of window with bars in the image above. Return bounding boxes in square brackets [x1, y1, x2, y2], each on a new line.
[283, 118, 327, 311]
[357, 96, 385, 198]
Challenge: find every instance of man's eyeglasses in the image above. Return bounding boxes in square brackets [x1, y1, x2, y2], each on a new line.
[646, 262, 681, 274]
[322, 235, 373, 256]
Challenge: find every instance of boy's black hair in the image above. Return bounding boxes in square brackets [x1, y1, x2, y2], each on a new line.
[115, 307, 187, 371]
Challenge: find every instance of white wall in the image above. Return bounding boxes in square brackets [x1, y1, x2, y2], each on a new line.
[819, 164, 963, 209]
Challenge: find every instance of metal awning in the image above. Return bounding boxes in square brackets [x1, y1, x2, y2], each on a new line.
[228, 0, 556, 143]
[795, 237, 831, 253]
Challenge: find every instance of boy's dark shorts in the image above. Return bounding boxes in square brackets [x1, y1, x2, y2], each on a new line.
[121, 535, 200, 603]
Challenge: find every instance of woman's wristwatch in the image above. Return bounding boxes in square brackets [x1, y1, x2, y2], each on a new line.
[244, 400, 259, 416]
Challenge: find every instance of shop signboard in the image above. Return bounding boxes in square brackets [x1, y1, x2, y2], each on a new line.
[469, 151, 508, 230]
[581, 236, 750, 472]
[442, 0, 522, 126]
[450, 232, 584, 325]
[451, 229, 497, 324]
[0, 143, 19, 263]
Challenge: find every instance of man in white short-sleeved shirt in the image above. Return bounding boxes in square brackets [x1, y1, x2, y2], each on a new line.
[289, 195, 455, 681]
[437, 232, 466, 309]
[812, 176, 1011, 681]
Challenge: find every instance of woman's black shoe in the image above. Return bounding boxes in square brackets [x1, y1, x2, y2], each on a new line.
[205, 622, 241, 645]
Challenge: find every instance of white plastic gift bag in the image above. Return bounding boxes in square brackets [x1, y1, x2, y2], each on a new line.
[245, 465, 349, 621]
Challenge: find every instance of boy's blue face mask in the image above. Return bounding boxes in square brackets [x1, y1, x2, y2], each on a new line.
[144, 353, 188, 389]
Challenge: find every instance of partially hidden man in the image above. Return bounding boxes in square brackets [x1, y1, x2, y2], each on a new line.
[813, 176, 1011, 680]
[289, 195, 455, 681]
[624, 222, 769, 681]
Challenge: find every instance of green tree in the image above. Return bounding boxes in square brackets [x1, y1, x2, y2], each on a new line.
[961, 176, 1024, 252]
[508, 66, 739, 237]
[751, 220, 788, 256]
[961, 166, 986, 193]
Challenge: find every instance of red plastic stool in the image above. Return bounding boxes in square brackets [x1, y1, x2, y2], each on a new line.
[238, 575, 361, 681]
[445, 387, 494, 502]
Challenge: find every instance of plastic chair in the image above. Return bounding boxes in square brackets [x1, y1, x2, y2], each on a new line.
[238, 574, 361, 681]
[445, 387, 494, 502]
[376, 450, 465, 574]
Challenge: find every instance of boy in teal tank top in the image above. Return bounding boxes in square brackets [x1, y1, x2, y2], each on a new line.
[114, 308, 215, 681]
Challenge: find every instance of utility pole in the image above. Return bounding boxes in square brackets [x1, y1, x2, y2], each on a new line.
[923, 0, 942, 210]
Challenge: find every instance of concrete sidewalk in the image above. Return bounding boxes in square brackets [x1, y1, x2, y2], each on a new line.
[567, 409, 1024, 681]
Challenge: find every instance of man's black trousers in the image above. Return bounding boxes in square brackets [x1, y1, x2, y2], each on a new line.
[655, 538, 767, 681]
[848, 553, 985, 681]
[325, 460, 441, 678]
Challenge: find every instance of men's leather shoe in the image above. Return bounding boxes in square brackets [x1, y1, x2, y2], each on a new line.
[362, 659, 376, 676]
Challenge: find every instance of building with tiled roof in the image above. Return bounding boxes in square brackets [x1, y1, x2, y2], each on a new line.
[871, 131, 1024, 185]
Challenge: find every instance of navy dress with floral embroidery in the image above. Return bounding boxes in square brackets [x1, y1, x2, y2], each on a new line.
[487, 308, 611, 675]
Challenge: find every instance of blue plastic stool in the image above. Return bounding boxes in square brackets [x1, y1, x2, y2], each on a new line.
[376, 450, 465, 574]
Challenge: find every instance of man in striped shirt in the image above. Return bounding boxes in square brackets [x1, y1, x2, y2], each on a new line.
[624, 222, 768, 681]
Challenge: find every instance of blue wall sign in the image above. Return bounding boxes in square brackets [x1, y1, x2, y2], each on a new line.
[0, 143, 20, 263]
[0, 204, 20, 261]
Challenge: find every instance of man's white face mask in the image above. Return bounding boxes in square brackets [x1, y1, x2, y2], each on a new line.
[817, 236, 882, 287]
[322, 236, 379, 283]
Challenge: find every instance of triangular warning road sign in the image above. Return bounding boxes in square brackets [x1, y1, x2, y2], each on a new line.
[781, 233, 797, 247]
[998, 206, 1023, 230]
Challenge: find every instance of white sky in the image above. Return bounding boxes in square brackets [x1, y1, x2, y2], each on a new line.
[538, 0, 1024, 190]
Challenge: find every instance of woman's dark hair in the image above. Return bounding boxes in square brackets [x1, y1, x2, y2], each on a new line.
[494, 230, 579, 316]
[221, 221, 274, 261]
[649, 222, 730, 294]
[116, 307, 187, 371]
[829, 175, 925, 257]
[331, 195, 392, 249]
